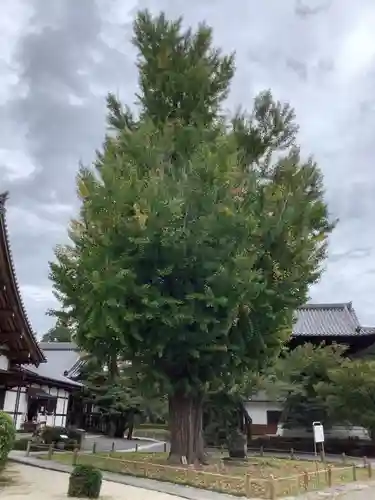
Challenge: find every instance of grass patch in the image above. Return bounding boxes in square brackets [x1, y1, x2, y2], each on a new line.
[134, 428, 170, 440]
[39, 451, 371, 498]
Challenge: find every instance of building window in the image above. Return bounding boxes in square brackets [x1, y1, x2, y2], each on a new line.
[267, 411, 282, 426]
[46, 398, 57, 415]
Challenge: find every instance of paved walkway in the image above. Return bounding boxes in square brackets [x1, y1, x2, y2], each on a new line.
[0, 463, 185, 500]
[82, 433, 163, 452]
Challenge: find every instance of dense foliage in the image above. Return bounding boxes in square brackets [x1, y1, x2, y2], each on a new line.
[49, 10, 333, 463]
[0, 411, 16, 470]
[68, 464, 102, 499]
[41, 324, 72, 342]
[317, 359, 375, 441]
[263, 343, 345, 429]
[80, 355, 167, 438]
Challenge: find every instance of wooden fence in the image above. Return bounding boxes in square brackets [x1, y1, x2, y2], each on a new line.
[26, 442, 374, 499]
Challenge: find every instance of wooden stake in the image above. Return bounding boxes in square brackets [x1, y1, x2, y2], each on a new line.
[268, 475, 276, 500]
[327, 465, 332, 487]
[26, 440, 31, 457]
[47, 443, 53, 460]
[352, 464, 357, 481]
[72, 448, 78, 465]
[245, 474, 251, 498]
[303, 471, 309, 491]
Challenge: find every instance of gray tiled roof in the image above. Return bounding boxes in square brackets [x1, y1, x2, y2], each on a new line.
[293, 302, 368, 337]
[22, 342, 82, 388]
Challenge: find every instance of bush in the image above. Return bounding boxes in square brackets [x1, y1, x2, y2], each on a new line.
[68, 464, 102, 499]
[41, 426, 67, 444]
[12, 437, 30, 451]
[0, 411, 16, 470]
[138, 422, 167, 429]
[41, 426, 83, 448]
[248, 436, 375, 457]
[68, 428, 84, 447]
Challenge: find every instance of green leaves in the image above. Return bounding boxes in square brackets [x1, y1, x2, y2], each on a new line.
[316, 359, 375, 439]
[263, 343, 346, 429]
[49, 9, 333, 403]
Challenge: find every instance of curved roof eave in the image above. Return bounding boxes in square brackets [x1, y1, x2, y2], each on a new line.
[0, 192, 45, 365]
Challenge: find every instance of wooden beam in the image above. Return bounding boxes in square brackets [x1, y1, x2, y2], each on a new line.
[0, 329, 23, 336]
[0, 309, 14, 317]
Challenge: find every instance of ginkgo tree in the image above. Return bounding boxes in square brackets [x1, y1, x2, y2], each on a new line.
[49, 10, 333, 464]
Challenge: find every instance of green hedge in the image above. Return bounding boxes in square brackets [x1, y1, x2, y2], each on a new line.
[13, 436, 78, 452]
[138, 423, 167, 429]
[68, 464, 102, 498]
[41, 426, 83, 447]
[0, 412, 16, 470]
[248, 436, 375, 457]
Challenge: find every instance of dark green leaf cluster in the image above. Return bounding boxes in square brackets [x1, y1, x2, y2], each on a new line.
[263, 343, 346, 429]
[317, 359, 375, 439]
[68, 464, 102, 499]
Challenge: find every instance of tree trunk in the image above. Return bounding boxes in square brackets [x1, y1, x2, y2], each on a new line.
[126, 414, 134, 440]
[168, 392, 206, 465]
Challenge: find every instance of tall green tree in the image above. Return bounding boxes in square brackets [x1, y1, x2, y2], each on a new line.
[317, 359, 375, 441]
[263, 343, 345, 429]
[49, 10, 333, 464]
[41, 324, 72, 342]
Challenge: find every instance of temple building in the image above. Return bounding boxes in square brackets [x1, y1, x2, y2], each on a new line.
[0, 192, 81, 430]
[245, 302, 375, 437]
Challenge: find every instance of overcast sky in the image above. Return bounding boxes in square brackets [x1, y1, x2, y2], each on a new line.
[1, 0, 375, 336]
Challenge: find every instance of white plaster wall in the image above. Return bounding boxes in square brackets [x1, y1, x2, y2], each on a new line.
[244, 401, 282, 425]
[246, 396, 369, 440]
[0, 354, 8, 371]
[56, 388, 69, 427]
[3, 387, 27, 430]
[4, 384, 71, 430]
[3, 390, 17, 413]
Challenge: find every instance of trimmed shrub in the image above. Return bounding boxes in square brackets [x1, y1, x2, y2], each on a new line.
[0, 411, 16, 470]
[12, 437, 30, 451]
[41, 426, 83, 448]
[248, 436, 375, 457]
[41, 426, 66, 444]
[68, 428, 84, 447]
[68, 464, 102, 499]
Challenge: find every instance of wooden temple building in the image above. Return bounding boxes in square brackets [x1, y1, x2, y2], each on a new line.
[0, 192, 80, 430]
[245, 302, 375, 437]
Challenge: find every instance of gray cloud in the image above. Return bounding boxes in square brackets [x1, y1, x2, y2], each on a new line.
[1, 0, 375, 334]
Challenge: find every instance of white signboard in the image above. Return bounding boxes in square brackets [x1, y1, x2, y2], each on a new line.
[313, 421, 325, 443]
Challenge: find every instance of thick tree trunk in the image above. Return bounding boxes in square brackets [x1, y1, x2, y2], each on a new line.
[168, 392, 206, 465]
